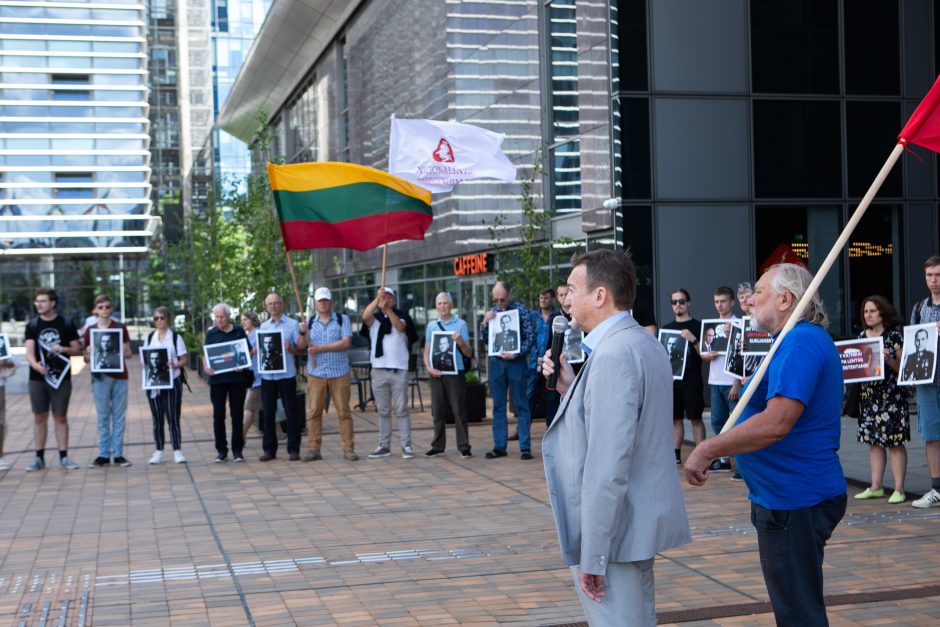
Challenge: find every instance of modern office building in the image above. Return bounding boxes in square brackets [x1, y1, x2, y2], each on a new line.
[221, 0, 940, 346]
[0, 0, 156, 323]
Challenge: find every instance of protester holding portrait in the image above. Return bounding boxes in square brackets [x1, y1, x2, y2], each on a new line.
[143, 306, 189, 465]
[240, 311, 263, 438]
[204, 303, 249, 463]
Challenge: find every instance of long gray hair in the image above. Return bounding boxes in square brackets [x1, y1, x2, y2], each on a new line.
[768, 263, 829, 328]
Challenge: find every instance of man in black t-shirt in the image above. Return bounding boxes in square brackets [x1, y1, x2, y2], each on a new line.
[662, 288, 705, 465]
[23, 288, 82, 472]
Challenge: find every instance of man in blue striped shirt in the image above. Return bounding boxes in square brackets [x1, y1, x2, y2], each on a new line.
[303, 287, 357, 462]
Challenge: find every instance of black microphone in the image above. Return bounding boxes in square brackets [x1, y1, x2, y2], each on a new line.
[546, 316, 569, 391]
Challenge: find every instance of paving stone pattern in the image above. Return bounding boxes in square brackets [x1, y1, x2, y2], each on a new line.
[0, 363, 938, 625]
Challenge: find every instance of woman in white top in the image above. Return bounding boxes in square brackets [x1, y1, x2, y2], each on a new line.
[240, 310, 263, 438]
[144, 307, 188, 464]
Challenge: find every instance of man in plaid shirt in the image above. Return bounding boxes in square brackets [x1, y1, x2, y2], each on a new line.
[303, 287, 358, 462]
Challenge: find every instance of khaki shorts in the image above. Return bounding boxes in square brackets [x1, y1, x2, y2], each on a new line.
[28, 379, 72, 416]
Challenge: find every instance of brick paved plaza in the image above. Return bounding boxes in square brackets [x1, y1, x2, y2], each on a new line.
[1, 363, 939, 625]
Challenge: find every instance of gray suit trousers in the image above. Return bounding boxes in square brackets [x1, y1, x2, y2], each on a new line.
[571, 558, 655, 626]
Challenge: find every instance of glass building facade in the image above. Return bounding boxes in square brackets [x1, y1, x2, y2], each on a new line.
[0, 0, 156, 333]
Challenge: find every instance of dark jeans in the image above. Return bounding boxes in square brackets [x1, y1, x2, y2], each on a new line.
[429, 373, 469, 453]
[751, 494, 847, 627]
[261, 377, 300, 456]
[210, 382, 246, 456]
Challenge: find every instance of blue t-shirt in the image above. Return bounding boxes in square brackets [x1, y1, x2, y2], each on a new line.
[735, 321, 846, 510]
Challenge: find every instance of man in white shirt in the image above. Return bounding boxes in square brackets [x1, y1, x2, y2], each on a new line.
[364, 287, 417, 459]
[701, 286, 740, 473]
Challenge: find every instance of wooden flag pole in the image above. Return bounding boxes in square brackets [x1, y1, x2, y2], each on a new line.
[285, 249, 305, 317]
[380, 244, 388, 290]
[720, 142, 906, 435]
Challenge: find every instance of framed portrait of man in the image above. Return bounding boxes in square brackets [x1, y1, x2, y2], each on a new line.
[90, 327, 124, 373]
[203, 338, 251, 375]
[722, 322, 746, 381]
[257, 330, 286, 375]
[742, 317, 773, 355]
[563, 327, 585, 364]
[835, 337, 884, 383]
[658, 329, 687, 381]
[39, 343, 71, 390]
[898, 323, 938, 386]
[700, 319, 731, 354]
[0, 332, 10, 361]
[430, 332, 459, 375]
[141, 347, 173, 390]
[488, 308, 521, 356]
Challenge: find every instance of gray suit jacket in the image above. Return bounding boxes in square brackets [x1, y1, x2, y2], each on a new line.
[543, 314, 691, 575]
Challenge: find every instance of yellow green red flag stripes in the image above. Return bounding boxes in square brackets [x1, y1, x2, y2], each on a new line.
[267, 161, 433, 251]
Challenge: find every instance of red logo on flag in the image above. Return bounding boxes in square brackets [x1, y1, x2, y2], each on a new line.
[432, 138, 455, 162]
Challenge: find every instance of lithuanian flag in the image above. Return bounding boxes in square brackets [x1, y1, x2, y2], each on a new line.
[267, 162, 433, 251]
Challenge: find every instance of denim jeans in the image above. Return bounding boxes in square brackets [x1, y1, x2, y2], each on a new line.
[751, 494, 847, 626]
[710, 384, 737, 436]
[92, 375, 128, 458]
[488, 356, 531, 451]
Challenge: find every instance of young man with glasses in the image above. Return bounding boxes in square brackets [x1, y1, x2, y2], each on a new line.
[23, 288, 82, 471]
[83, 295, 133, 467]
[663, 289, 705, 465]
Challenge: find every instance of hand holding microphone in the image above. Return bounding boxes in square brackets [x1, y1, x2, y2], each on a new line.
[544, 317, 574, 395]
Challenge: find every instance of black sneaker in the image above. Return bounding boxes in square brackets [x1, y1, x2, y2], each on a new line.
[424, 449, 444, 458]
[520, 450, 533, 460]
[233, 452, 245, 463]
[89, 456, 110, 468]
[460, 449, 473, 459]
[113, 456, 132, 467]
[368, 447, 391, 459]
[485, 448, 507, 459]
[213, 453, 227, 464]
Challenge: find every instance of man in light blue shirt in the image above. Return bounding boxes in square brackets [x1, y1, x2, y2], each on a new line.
[259, 292, 307, 462]
[423, 292, 473, 458]
[303, 287, 357, 462]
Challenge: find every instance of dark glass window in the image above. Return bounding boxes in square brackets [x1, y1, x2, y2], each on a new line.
[844, 0, 899, 95]
[754, 100, 841, 198]
[621, 205, 655, 326]
[618, 97, 650, 199]
[550, 140, 581, 215]
[616, 0, 648, 91]
[846, 204, 901, 332]
[750, 0, 839, 94]
[846, 101, 901, 197]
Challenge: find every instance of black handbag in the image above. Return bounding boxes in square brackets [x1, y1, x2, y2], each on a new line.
[843, 383, 860, 419]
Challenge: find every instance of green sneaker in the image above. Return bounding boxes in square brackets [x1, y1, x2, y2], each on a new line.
[853, 487, 885, 500]
[888, 490, 906, 504]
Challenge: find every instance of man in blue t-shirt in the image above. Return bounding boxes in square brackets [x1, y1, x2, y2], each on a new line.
[685, 263, 846, 627]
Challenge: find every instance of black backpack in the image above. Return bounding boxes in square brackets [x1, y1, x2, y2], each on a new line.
[146, 329, 192, 392]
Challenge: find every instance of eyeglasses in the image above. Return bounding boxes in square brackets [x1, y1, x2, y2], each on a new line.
[670, 299, 687, 306]
[153, 316, 165, 321]
[98, 304, 113, 309]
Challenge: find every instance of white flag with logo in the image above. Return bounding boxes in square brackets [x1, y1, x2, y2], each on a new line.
[388, 116, 517, 193]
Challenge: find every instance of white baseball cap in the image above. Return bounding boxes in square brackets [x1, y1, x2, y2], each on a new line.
[382, 287, 396, 298]
[314, 287, 332, 301]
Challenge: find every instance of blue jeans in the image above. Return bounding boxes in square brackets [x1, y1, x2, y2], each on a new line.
[710, 384, 737, 436]
[915, 384, 940, 441]
[92, 375, 128, 458]
[751, 494, 846, 626]
[488, 357, 531, 451]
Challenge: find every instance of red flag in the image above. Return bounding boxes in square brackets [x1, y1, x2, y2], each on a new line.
[899, 75, 940, 152]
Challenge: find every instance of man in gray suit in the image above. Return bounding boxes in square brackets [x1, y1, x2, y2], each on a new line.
[541, 250, 691, 625]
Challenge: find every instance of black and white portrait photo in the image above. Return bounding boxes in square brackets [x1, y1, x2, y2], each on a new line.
[142, 347, 172, 390]
[430, 332, 458, 375]
[700, 319, 730, 354]
[39, 343, 70, 390]
[658, 329, 687, 380]
[203, 338, 251, 375]
[90, 328, 123, 373]
[563, 327, 585, 364]
[899, 323, 938, 385]
[257, 330, 286, 375]
[0, 332, 9, 361]
[723, 322, 746, 381]
[488, 308, 521, 356]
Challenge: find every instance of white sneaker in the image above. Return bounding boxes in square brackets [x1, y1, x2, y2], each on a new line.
[0, 458, 10, 471]
[173, 450, 187, 464]
[912, 488, 940, 509]
[149, 451, 165, 465]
